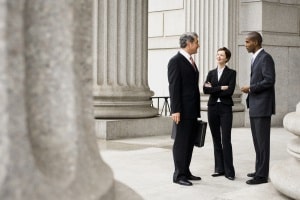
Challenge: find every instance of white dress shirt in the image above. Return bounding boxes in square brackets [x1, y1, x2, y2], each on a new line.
[217, 66, 225, 102]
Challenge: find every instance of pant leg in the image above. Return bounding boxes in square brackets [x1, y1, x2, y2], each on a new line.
[173, 119, 196, 180]
[251, 117, 271, 178]
[208, 105, 224, 173]
[250, 117, 259, 173]
[219, 104, 235, 177]
[186, 119, 197, 176]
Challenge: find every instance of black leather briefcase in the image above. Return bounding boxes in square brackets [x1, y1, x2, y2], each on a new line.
[171, 119, 207, 148]
[194, 120, 207, 147]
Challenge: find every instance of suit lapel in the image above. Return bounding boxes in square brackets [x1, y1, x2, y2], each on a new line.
[252, 50, 265, 68]
[251, 50, 265, 77]
[211, 68, 218, 84]
[178, 52, 197, 72]
[218, 66, 229, 84]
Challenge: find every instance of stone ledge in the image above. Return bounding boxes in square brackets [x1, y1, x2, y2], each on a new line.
[95, 116, 172, 140]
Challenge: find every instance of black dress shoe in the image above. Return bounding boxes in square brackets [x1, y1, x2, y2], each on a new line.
[247, 172, 256, 177]
[246, 177, 268, 185]
[187, 175, 201, 181]
[211, 172, 225, 177]
[225, 176, 235, 181]
[173, 179, 193, 186]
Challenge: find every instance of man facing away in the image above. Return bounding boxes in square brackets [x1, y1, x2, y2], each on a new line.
[167, 32, 201, 186]
[241, 31, 276, 185]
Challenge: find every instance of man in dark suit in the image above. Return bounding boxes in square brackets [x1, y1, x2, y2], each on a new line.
[168, 32, 201, 186]
[241, 31, 276, 185]
[203, 47, 236, 181]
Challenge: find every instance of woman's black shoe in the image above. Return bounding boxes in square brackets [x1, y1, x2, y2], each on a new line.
[211, 172, 225, 177]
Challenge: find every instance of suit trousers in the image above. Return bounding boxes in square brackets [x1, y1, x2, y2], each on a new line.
[173, 118, 197, 181]
[250, 116, 271, 178]
[208, 103, 235, 177]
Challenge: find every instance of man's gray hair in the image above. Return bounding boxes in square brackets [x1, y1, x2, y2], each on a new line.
[179, 32, 198, 48]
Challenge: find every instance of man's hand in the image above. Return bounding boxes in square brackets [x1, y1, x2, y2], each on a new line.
[171, 112, 180, 124]
[241, 85, 250, 93]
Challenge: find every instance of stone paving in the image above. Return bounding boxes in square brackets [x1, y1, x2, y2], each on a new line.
[98, 128, 295, 200]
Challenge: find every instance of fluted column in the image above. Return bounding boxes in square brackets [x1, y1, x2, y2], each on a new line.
[186, 0, 228, 84]
[94, 0, 157, 118]
[0, 1, 119, 199]
[270, 102, 300, 199]
[185, 0, 244, 126]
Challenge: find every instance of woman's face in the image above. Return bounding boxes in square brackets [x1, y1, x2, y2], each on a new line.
[216, 50, 227, 65]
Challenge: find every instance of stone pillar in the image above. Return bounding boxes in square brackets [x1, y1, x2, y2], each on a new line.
[270, 102, 300, 199]
[93, 0, 171, 139]
[94, 0, 157, 118]
[0, 1, 141, 199]
[185, 0, 244, 126]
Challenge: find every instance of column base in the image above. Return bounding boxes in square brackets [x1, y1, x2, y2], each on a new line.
[114, 181, 143, 200]
[95, 116, 172, 140]
[270, 158, 300, 200]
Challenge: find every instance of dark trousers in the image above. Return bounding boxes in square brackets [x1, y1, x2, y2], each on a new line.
[250, 116, 271, 178]
[173, 118, 197, 181]
[208, 103, 235, 177]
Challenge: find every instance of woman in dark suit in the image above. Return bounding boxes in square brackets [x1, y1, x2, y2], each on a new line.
[203, 47, 236, 180]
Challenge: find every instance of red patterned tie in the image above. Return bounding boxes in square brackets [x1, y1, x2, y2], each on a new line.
[190, 56, 196, 70]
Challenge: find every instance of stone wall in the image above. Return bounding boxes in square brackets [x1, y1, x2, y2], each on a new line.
[148, 0, 185, 97]
[238, 0, 300, 126]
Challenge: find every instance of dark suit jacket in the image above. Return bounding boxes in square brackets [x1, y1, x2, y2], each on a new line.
[168, 52, 200, 119]
[203, 66, 236, 106]
[247, 50, 276, 117]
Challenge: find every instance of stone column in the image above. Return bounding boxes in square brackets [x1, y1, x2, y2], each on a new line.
[0, 1, 141, 199]
[185, 0, 244, 126]
[93, 0, 171, 139]
[94, 0, 157, 118]
[270, 102, 300, 199]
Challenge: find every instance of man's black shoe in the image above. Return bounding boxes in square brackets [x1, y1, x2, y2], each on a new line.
[211, 172, 225, 177]
[246, 177, 268, 185]
[247, 172, 256, 177]
[173, 179, 193, 186]
[187, 175, 201, 181]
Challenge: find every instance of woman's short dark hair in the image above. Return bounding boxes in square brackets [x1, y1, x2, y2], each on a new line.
[179, 32, 198, 48]
[217, 47, 231, 62]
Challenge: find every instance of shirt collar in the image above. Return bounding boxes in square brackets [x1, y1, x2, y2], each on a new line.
[252, 48, 264, 61]
[217, 66, 225, 72]
[179, 49, 191, 61]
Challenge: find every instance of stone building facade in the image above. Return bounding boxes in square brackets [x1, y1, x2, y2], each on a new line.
[1, 0, 299, 199]
[148, 0, 300, 127]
